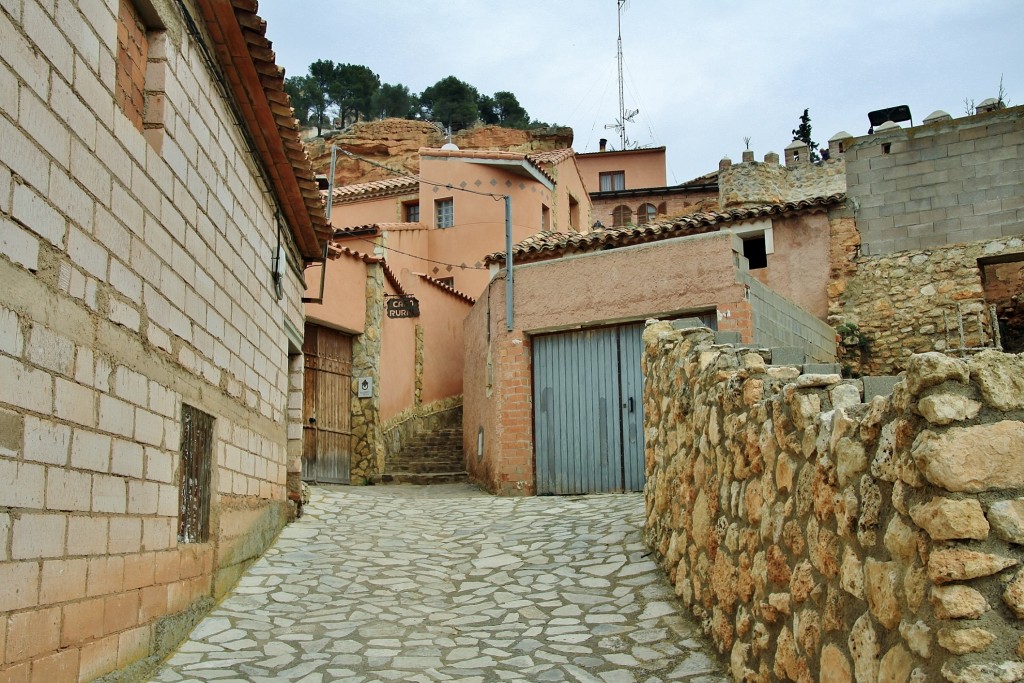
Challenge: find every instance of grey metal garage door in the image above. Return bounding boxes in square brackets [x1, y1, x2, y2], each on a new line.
[533, 323, 645, 495]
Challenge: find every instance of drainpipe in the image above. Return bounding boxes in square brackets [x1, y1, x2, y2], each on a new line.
[504, 195, 513, 331]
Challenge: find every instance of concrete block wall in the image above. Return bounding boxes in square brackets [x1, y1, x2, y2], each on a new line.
[0, 0, 306, 679]
[847, 106, 1024, 256]
[741, 272, 837, 362]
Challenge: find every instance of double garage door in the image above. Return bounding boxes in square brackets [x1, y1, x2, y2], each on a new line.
[533, 323, 646, 495]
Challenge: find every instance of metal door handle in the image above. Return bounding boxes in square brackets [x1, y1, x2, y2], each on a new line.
[308, 417, 317, 424]
[628, 397, 634, 413]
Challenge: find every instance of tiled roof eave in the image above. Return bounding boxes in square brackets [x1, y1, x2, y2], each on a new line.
[486, 193, 846, 265]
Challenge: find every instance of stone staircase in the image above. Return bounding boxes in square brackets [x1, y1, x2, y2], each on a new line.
[375, 426, 467, 485]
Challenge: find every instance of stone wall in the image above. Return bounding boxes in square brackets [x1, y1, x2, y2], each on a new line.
[350, 265, 385, 480]
[830, 237, 1022, 375]
[846, 105, 1024, 256]
[643, 321, 1024, 683]
[719, 158, 846, 209]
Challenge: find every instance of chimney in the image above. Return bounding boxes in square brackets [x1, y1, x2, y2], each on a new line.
[599, 138, 608, 152]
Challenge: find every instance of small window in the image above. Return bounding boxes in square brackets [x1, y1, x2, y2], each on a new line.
[435, 198, 454, 228]
[612, 205, 632, 227]
[541, 204, 550, 231]
[116, 0, 166, 149]
[742, 236, 768, 270]
[568, 195, 580, 232]
[437, 277, 454, 288]
[637, 203, 657, 225]
[178, 405, 213, 543]
[599, 171, 625, 192]
[404, 201, 420, 222]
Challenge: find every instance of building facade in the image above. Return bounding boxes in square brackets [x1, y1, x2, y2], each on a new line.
[0, 0, 327, 679]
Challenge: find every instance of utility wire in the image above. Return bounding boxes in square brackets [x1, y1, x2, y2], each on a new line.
[351, 238, 489, 271]
[336, 148, 506, 201]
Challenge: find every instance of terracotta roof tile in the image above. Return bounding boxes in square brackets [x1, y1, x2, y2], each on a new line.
[486, 193, 846, 265]
[527, 148, 576, 165]
[194, 0, 328, 260]
[416, 273, 476, 305]
[330, 176, 419, 200]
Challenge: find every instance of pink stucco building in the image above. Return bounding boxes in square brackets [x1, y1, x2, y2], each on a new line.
[302, 146, 592, 483]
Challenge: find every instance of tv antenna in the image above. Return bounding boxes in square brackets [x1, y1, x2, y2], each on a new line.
[604, 0, 638, 149]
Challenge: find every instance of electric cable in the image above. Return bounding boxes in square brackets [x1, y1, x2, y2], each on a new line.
[350, 238, 489, 271]
[336, 148, 506, 202]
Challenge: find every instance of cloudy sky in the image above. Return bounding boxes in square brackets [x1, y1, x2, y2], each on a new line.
[259, 0, 1024, 184]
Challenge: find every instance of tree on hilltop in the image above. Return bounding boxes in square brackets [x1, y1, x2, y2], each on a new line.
[419, 76, 480, 132]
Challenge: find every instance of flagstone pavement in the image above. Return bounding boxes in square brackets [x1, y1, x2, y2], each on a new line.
[150, 483, 729, 683]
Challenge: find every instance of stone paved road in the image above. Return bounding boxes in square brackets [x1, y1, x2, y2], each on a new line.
[151, 484, 728, 683]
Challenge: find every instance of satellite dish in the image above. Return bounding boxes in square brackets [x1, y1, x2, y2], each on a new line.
[441, 142, 459, 151]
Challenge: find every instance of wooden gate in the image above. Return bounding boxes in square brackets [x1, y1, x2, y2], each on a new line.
[302, 323, 353, 484]
[533, 322, 646, 495]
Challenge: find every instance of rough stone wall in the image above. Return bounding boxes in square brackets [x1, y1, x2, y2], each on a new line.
[350, 265, 385, 481]
[846, 106, 1024, 256]
[643, 321, 1024, 683]
[720, 159, 846, 209]
[830, 237, 1021, 375]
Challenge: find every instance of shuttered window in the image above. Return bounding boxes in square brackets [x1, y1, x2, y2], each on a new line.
[178, 404, 213, 543]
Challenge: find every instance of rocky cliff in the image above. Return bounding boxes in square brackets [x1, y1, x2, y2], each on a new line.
[304, 118, 574, 187]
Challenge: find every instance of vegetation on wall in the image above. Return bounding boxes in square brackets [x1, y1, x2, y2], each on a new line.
[284, 61, 550, 135]
[791, 107, 820, 163]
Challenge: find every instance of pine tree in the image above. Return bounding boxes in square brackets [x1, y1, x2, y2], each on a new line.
[791, 108, 820, 163]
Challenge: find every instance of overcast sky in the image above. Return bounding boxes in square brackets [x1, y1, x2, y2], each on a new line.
[259, 0, 1024, 185]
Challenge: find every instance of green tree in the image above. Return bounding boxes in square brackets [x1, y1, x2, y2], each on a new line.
[305, 59, 340, 135]
[477, 94, 499, 125]
[284, 76, 313, 128]
[419, 76, 480, 131]
[370, 83, 416, 120]
[492, 91, 530, 129]
[791, 108, 820, 162]
[331, 64, 380, 126]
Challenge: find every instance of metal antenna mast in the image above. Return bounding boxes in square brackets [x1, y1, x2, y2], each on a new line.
[606, 0, 638, 149]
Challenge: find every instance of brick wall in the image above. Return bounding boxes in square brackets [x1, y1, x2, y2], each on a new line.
[0, 1, 305, 679]
[114, 0, 147, 133]
[847, 106, 1024, 256]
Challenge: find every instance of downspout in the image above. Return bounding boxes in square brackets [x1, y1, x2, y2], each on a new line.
[505, 194, 513, 331]
[302, 145, 337, 305]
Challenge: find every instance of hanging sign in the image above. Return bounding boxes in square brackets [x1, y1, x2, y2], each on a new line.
[386, 295, 419, 318]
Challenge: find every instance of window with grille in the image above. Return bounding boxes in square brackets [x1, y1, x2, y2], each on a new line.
[599, 171, 626, 192]
[404, 201, 420, 222]
[435, 198, 454, 228]
[178, 405, 213, 543]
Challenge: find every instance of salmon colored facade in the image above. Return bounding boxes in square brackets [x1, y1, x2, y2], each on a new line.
[575, 146, 668, 193]
[303, 147, 592, 480]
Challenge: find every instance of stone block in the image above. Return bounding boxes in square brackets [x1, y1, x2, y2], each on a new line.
[671, 317, 710, 330]
[45, 466, 92, 512]
[913, 421, 1024, 492]
[54, 377, 97, 427]
[39, 558, 89, 605]
[70, 429, 111, 472]
[910, 497, 989, 541]
[770, 347, 805, 366]
[66, 515, 108, 556]
[0, 215, 41, 271]
[714, 331, 741, 344]
[0, 353, 53, 413]
[0, 561, 40, 612]
[803, 363, 842, 375]
[5, 605, 60, 662]
[11, 512, 67, 559]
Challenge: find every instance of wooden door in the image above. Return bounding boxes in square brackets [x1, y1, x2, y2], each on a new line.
[302, 323, 353, 484]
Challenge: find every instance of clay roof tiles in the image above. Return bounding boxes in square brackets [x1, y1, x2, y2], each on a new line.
[526, 148, 576, 165]
[193, 0, 328, 261]
[485, 193, 846, 265]
[416, 273, 476, 305]
[330, 176, 419, 200]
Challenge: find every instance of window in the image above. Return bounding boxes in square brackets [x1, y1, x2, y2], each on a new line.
[178, 405, 213, 543]
[437, 277, 454, 288]
[568, 195, 580, 232]
[742, 236, 768, 269]
[612, 205, 632, 227]
[637, 203, 657, 225]
[541, 204, 550, 231]
[435, 198, 454, 228]
[599, 171, 625, 192]
[404, 201, 420, 222]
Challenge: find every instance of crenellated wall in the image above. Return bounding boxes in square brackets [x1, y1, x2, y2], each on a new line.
[643, 321, 1024, 683]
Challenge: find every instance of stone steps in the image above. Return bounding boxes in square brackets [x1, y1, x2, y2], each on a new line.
[379, 424, 465, 484]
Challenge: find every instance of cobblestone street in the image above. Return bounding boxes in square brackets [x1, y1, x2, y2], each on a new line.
[150, 484, 727, 683]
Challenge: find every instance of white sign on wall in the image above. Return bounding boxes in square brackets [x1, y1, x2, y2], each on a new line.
[357, 377, 373, 398]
